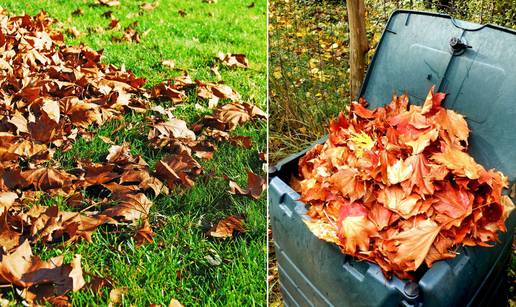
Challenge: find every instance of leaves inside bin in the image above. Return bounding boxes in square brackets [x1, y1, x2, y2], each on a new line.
[294, 86, 514, 279]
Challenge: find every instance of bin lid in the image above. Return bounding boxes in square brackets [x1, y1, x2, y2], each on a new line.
[360, 10, 516, 180]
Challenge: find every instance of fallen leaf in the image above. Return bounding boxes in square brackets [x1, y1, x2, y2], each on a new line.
[161, 59, 176, 69]
[96, 0, 120, 7]
[208, 216, 245, 238]
[140, 2, 159, 11]
[168, 298, 184, 307]
[72, 8, 84, 16]
[228, 170, 265, 199]
[67, 27, 81, 38]
[215, 52, 249, 69]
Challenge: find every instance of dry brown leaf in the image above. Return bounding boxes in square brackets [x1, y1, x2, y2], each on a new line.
[96, 0, 120, 7]
[103, 193, 152, 222]
[135, 220, 154, 246]
[228, 170, 265, 199]
[67, 27, 81, 38]
[161, 59, 176, 69]
[155, 154, 202, 189]
[72, 8, 84, 16]
[208, 216, 245, 238]
[0, 240, 85, 292]
[140, 2, 159, 11]
[215, 52, 249, 69]
[168, 298, 184, 307]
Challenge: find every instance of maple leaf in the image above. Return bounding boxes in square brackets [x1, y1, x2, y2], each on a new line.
[421, 85, 446, 115]
[434, 108, 469, 146]
[377, 186, 420, 219]
[303, 219, 341, 245]
[0, 240, 85, 292]
[215, 52, 249, 69]
[215, 103, 252, 129]
[384, 218, 441, 271]
[400, 154, 447, 195]
[434, 182, 474, 220]
[297, 86, 514, 276]
[403, 127, 439, 154]
[328, 168, 366, 202]
[431, 145, 484, 179]
[0, 211, 22, 251]
[196, 81, 241, 107]
[155, 154, 202, 189]
[106, 144, 134, 164]
[22, 168, 75, 191]
[150, 81, 187, 104]
[367, 202, 395, 230]
[424, 234, 456, 267]
[8, 111, 28, 134]
[208, 216, 245, 238]
[337, 203, 377, 254]
[135, 220, 154, 246]
[148, 118, 196, 142]
[386, 159, 413, 185]
[103, 193, 153, 222]
[228, 170, 266, 199]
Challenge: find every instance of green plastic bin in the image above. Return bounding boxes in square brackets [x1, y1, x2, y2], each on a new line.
[269, 10, 516, 307]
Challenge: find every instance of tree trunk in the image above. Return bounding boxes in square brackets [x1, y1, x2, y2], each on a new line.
[347, 0, 369, 100]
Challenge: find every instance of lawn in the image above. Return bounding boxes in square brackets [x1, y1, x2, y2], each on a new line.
[1, 0, 266, 306]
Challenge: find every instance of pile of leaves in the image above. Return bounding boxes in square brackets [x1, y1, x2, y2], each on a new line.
[295, 87, 515, 279]
[0, 9, 265, 304]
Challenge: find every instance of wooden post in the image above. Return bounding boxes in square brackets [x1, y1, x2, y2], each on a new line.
[347, 0, 369, 100]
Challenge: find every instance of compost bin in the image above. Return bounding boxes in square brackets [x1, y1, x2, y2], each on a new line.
[269, 10, 516, 307]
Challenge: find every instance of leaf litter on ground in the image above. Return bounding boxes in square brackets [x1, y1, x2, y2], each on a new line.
[0, 9, 265, 304]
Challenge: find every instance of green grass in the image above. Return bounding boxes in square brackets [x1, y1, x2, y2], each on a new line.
[1, 0, 266, 306]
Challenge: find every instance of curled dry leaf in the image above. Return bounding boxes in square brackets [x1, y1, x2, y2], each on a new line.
[108, 18, 120, 29]
[0, 240, 85, 293]
[155, 154, 202, 189]
[296, 87, 514, 278]
[161, 59, 176, 69]
[216, 52, 249, 69]
[168, 298, 184, 307]
[72, 8, 84, 16]
[112, 26, 141, 43]
[200, 102, 266, 132]
[67, 27, 81, 38]
[109, 287, 128, 305]
[196, 80, 240, 107]
[228, 170, 265, 199]
[140, 2, 159, 11]
[208, 216, 245, 238]
[134, 220, 154, 246]
[102, 193, 153, 222]
[96, 0, 121, 6]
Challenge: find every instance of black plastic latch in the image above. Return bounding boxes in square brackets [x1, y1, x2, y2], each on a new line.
[450, 37, 472, 54]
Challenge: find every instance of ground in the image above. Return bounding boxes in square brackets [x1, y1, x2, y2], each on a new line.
[1, 0, 266, 305]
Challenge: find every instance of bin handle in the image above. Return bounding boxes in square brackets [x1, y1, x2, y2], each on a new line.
[450, 17, 486, 32]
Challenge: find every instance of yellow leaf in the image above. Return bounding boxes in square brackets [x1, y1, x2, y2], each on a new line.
[273, 67, 282, 79]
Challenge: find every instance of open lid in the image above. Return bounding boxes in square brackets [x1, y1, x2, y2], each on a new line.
[360, 10, 516, 180]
